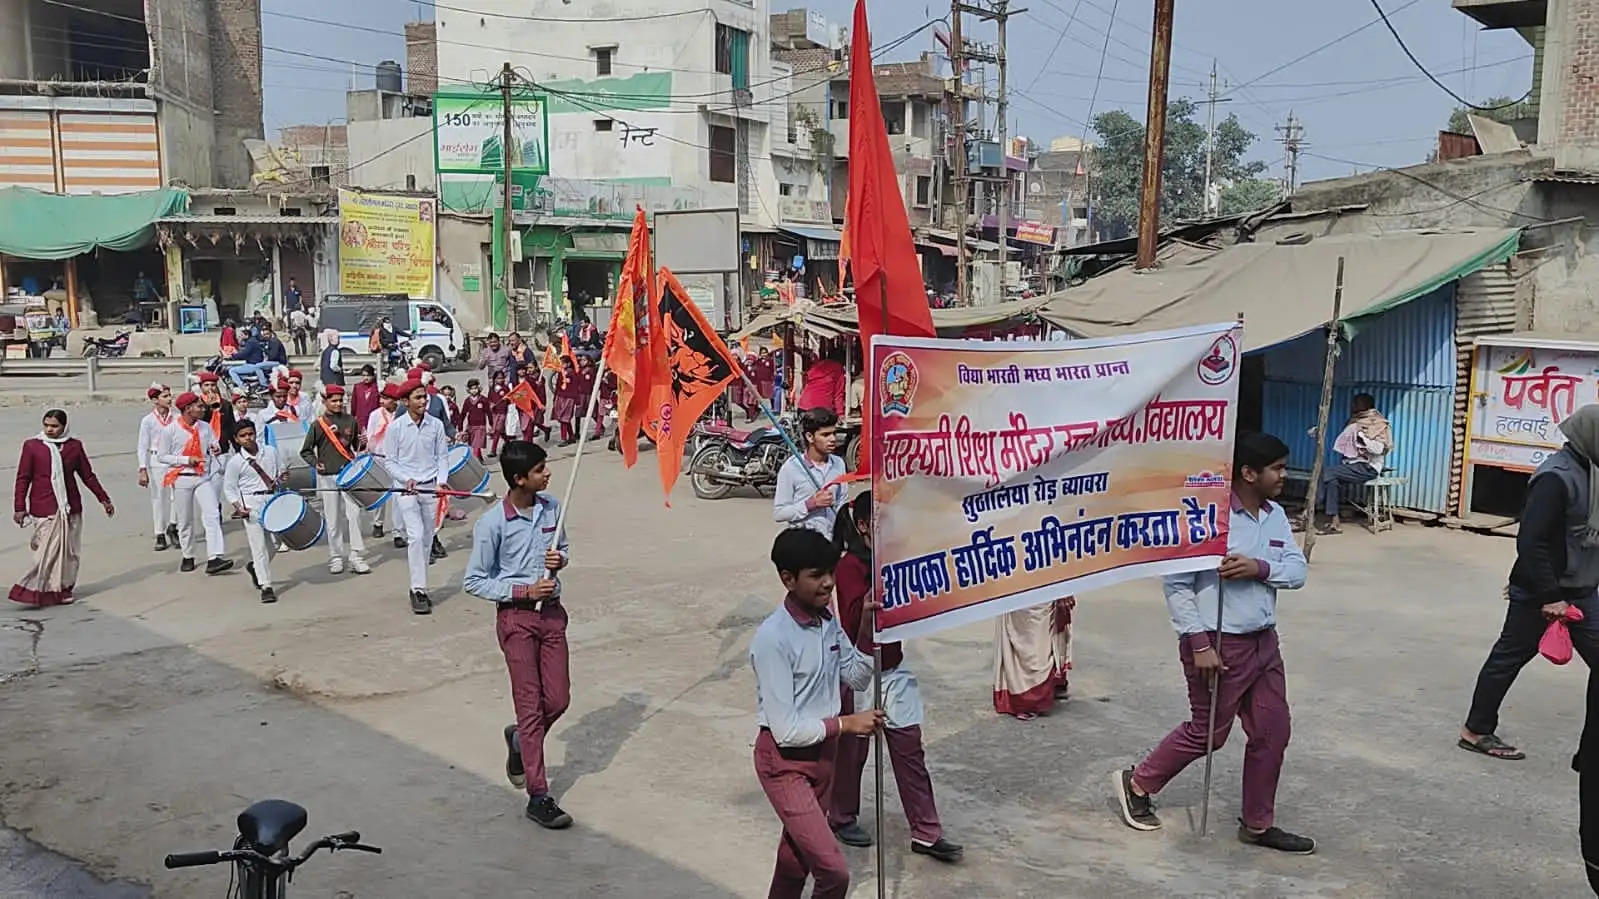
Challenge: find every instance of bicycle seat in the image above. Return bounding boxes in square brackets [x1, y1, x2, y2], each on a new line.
[237, 799, 307, 854]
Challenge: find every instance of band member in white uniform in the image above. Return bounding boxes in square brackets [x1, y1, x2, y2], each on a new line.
[136, 383, 177, 551]
[286, 368, 315, 421]
[300, 385, 370, 575]
[158, 391, 232, 575]
[223, 418, 284, 603]
[364, 382, 403, 543]
[255, 384, 303, 430]
[381, 379, 449, 615]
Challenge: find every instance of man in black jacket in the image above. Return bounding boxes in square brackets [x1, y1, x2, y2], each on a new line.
[1460, 404, 1599, 761]
[299, 385, 369, 576]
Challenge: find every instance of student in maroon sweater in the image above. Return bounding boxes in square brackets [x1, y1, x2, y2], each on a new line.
[461, 378, 493, 460]
[11, 408, 114, 607]
[828, 491, 961, 862]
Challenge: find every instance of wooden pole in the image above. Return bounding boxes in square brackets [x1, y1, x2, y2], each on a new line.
[1135, 0, 1175, 271]
[872, 277, 887, 899]
[1301, 256, 1346, 561]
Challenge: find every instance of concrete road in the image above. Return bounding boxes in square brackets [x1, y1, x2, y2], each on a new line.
[0, 397, 1590, 897]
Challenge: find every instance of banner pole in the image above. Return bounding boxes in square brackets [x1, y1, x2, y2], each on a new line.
[873, 277, 888, 899]
[1301, 256, 1346, 561]
[544, 354, 608, 578]
[1199, 577, 1225, 836]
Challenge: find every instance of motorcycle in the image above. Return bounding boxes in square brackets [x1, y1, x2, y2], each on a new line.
[688, 420, 793, 500]
[80, 329, 132, 358]
[204, 355, 273, 407]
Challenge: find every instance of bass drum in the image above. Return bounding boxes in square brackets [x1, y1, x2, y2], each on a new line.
[262, 419, 313, 490]
[259, 493, 324, 551]
[445, 444, 494, 504]
[336, 453, 395, 511]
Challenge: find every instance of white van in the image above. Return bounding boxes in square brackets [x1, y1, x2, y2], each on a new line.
[317, 294, 470, 369]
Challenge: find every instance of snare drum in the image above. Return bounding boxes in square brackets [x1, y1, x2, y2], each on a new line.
[337, 453, 394, 510]
[445, 444, 494, 504]
[263, 419, 313, 490]
[259, 493, 324, 551]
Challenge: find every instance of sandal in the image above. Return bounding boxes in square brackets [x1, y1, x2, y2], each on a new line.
[1458, 734, 1525, 760]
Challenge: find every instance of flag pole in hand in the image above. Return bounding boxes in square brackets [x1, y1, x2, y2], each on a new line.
[544, 355, 607, 578]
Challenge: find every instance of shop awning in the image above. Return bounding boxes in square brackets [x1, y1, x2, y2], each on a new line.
[1036, 227, 1521, 351]
[779, 224, 843, 260]
[731, 297, 1050, 341]
[0, 186, 188, 260]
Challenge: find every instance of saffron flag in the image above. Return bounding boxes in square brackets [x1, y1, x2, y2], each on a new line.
[846, 0, 936, 477]
[654, 266, 742, 503]
[542, 345, 561, 373]
[602, 206, 656, 468]
[507, 380, 542, 413]
[561, 332, 578, 368]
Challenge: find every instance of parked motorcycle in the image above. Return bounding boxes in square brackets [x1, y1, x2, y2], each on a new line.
[689, 420, 792, 500]
[80, 329, 132, 358]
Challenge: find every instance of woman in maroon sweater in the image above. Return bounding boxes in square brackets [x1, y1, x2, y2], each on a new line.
[10, 409, 114, 607]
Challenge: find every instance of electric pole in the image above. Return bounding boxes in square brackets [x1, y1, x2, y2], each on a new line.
[994, 0, 1009, 299]
[1276, 111, 1305, 198]
[1135, 0, 1174, 271]
[500, 62, 517, 329]
[949, 0, 968, 305]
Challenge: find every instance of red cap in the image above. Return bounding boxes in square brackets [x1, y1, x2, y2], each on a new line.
[406, 367, 423, 381]
[397, 378, 424, 398]
[174, 391, 201, 410]
[287, 368, 304, 380]
[147, 385, 165, 399]
[323, 384, 346, 397]
[196, 371, 220, 384]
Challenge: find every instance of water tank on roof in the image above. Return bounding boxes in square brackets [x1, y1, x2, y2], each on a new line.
[376, 60, 403, 93]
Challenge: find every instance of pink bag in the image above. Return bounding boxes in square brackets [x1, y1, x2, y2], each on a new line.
[1539, 605, 1586, 665]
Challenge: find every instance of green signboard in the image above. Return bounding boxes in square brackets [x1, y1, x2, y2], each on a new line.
[433, 92, 550, 175]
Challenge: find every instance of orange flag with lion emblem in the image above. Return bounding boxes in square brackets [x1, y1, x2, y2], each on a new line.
[652, 267, 742, 504]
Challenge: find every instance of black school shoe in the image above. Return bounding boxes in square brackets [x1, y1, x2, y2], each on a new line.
[154, 533, 168, 552]
[410, 590, 432, 615]
[1237, 821, 1315, 855]
[246, 562, 259, 589]
[834, 823, 872, 847]
[504, 724, 526, 788]
[180, 557, 196, 573]
[373, 523, 384, 539]
[911, 837, 964, 863]
[526, 795, 573, 830]
[205, 557, 234, 575]
[431, 537, 447, 561]
[166, 523, 179, 542]
[393, 536, 407, 549]
[260, 588, 277, 604]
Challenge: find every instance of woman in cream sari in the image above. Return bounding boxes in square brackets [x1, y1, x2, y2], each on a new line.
[993, 596, 1076, 719]
[10, 409, 113, 607]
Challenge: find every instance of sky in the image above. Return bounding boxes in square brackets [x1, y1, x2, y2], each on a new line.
[261, 0, 1535, 186]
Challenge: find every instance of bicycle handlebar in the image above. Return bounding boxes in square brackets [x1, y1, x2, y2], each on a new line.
[163, 851, 220, 868]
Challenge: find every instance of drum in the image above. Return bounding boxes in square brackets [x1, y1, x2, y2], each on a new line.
[263, 419, 313, 490]
[445, 445, 494, 504]
[259, 493, 324, 551]
[336, 453, 395, 511]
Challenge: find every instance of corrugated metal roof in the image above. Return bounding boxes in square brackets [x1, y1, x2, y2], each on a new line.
[1533, 173, 1599, 184]
[159, 214, 340, 224]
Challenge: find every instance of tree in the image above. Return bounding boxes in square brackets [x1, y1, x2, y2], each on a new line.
[1446, 96, 1535, 134]
[1219, 178, 1283, 215]
[1089, 98, 1268, 240]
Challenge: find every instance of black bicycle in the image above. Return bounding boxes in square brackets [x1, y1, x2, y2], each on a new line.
[164, 799, 380, 898]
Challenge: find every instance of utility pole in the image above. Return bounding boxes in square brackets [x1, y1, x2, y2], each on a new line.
[994, 0, 1009, 299]
[499, 62, 517, 330]
[949, 0, 969, 305]
[1276, 111, 1305, 198]
[1135, 0, 1174, 271]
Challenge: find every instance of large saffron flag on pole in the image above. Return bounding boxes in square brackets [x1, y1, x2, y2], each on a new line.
[602, 206, 655, 467]
[654, 266, 742, 504]
[846, 0, 935, 478]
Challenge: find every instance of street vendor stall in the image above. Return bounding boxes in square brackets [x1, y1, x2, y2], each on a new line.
[1461, 333, 1599, 518]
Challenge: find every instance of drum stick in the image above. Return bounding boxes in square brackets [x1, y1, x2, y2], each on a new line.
[252, 487, 496, 499]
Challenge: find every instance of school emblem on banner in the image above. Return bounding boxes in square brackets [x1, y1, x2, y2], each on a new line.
[1197, 333, 1238, 385]
[879, 351, 918, 417]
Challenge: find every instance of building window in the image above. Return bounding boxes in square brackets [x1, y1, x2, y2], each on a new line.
[595, 47, 612, 77]
[715, 24, 749, 88]
[881, 101, 905, 135]
[779, 183, 793, 196]
[709, 125, 736, 183]
[832, 99, 849, 120]
[1072, 206, 1089, 220]
[912, 102, 930, 138]
[914, 175, 931, 207]
[594, 119, 613, 132]
[310, 166, 330, 184]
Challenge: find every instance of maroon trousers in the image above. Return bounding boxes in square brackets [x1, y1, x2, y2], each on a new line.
[830, 687, 942, 843]
[1132, 627, 1290, 831]
[754, 729, 850, 899]
[497, 603, 571, 797]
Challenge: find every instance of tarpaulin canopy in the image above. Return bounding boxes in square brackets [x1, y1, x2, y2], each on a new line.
[732, 297, 1051, 342]
[0, 187, 189, 260]
[1036, 227, 1520, 351]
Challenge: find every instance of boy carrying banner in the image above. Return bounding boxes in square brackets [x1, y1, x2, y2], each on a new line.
[462, 440, 574, 830]
[751, 527, 881, 898]
[1111, 431, 1314, 854]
